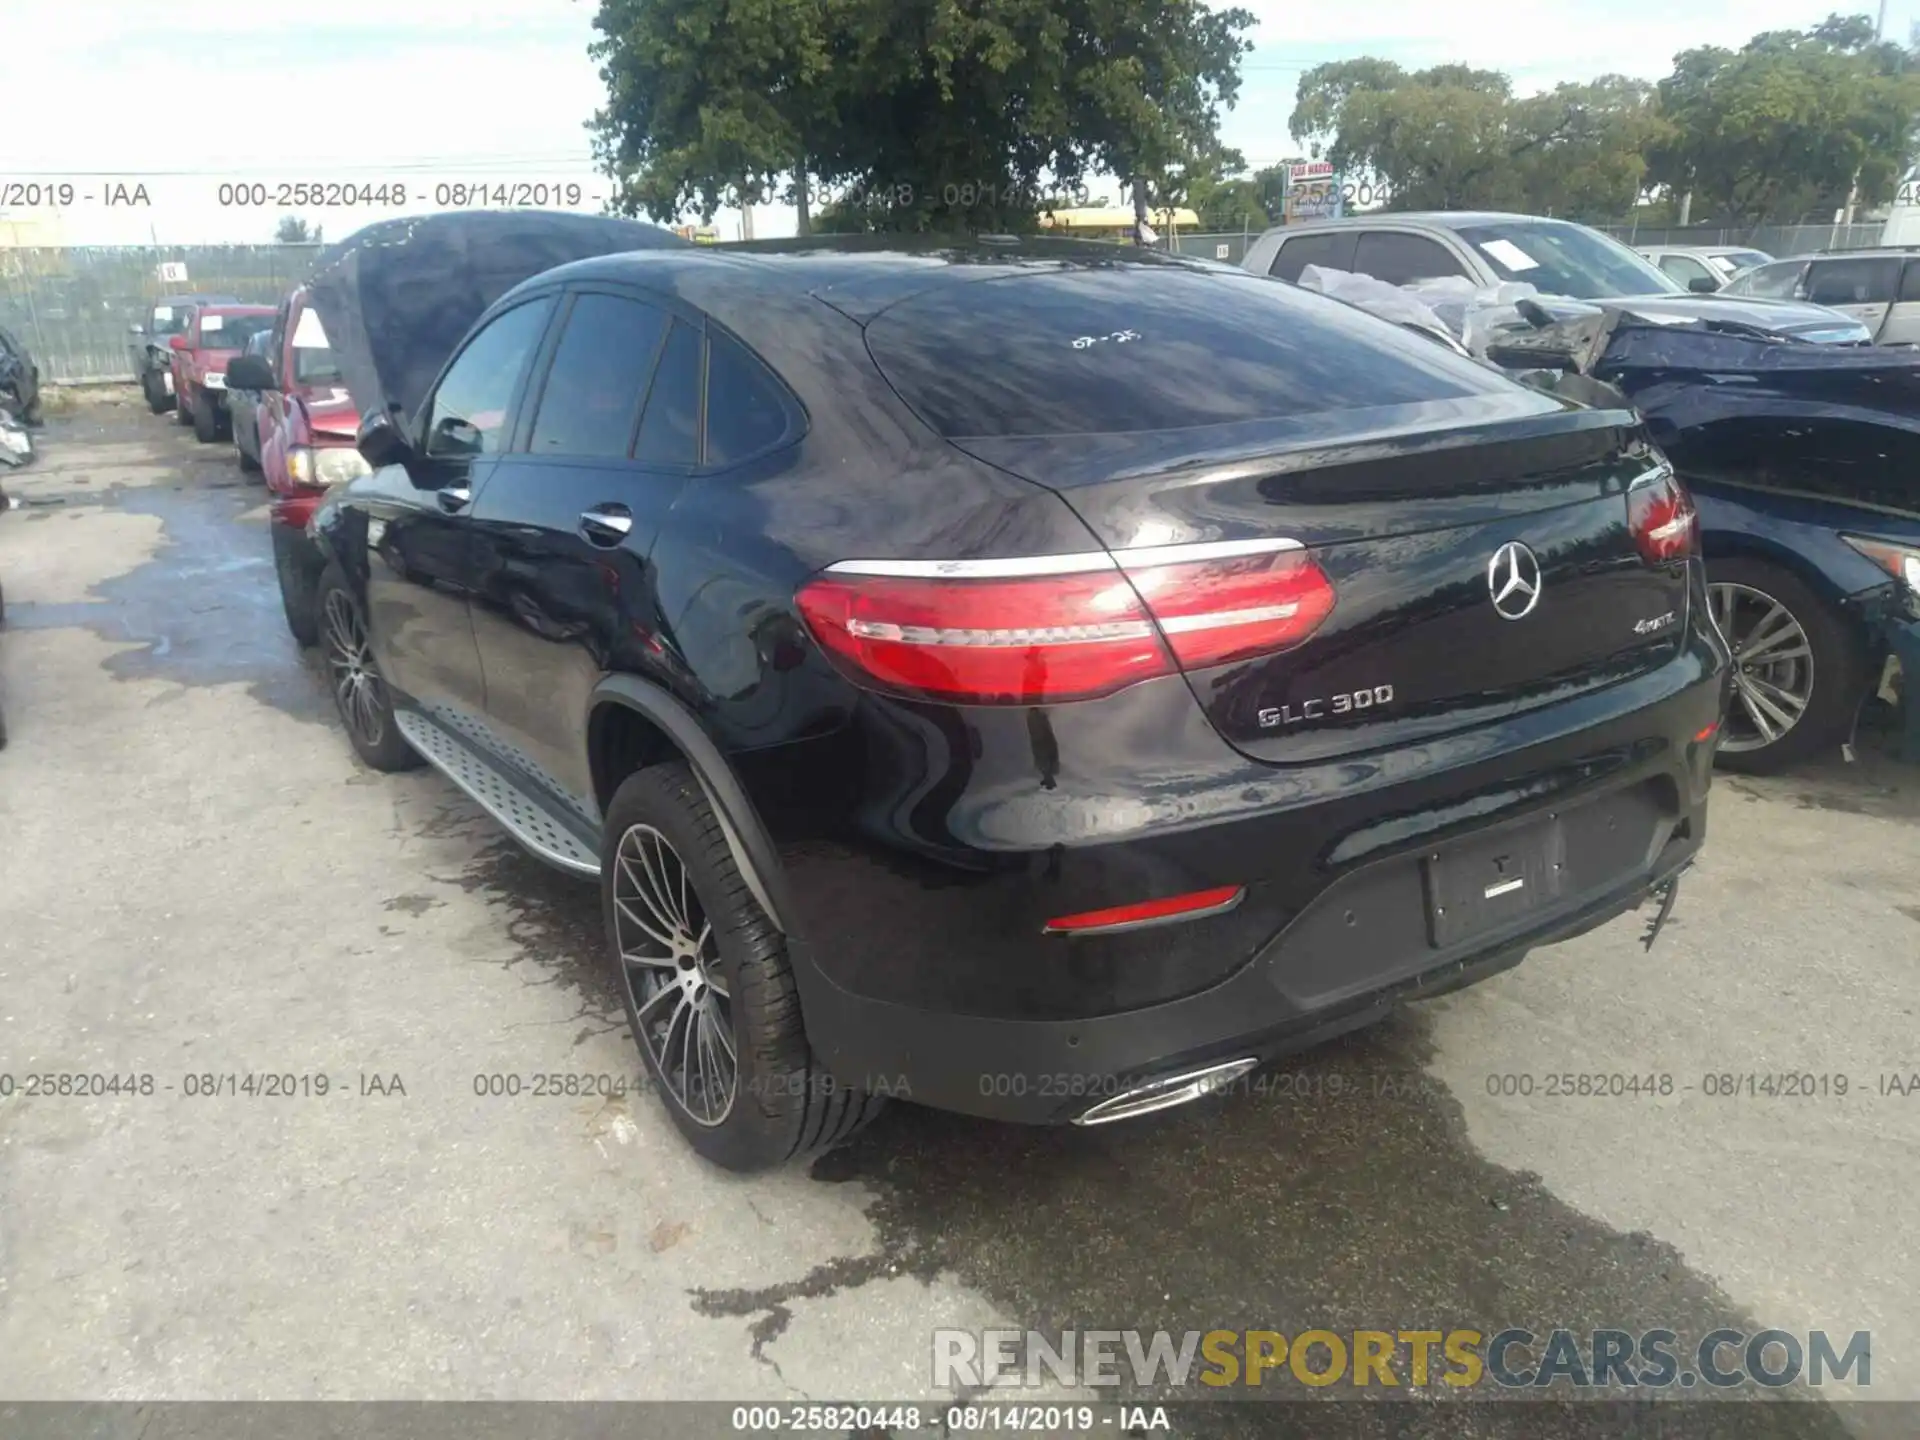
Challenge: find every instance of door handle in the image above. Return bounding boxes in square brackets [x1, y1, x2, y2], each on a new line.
[579, 504, 633, 546]
[438, 485, 472, 513]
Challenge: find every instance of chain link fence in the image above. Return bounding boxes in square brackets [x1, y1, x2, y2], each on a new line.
[1595, 222, 1885, 256]
[0, 245, 323, 383]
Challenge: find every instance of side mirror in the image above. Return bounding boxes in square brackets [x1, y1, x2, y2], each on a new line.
[1688, 276, 1719, 293]
[225, 354, 275, 392]
[167, 334, 189, 351]
[357, 408, 414, 470]
[430, 415, 483, 458]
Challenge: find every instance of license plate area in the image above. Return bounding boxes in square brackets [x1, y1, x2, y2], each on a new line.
[1422, 816, 1567, 948]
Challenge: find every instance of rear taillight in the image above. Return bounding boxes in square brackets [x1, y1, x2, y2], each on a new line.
[795, 540, 1336, 704]
[1627, 467, 1698, 564]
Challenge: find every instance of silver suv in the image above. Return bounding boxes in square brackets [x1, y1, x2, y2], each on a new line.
[1244, 212, 1871, 342]
[1722, 248, 1920, 345]
[1243, 212, 1689, 296]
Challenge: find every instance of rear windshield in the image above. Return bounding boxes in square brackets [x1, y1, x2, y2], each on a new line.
[863, 266, 1513, 438]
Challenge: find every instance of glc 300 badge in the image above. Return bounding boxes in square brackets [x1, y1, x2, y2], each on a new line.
[1258, 686, 1396, 728]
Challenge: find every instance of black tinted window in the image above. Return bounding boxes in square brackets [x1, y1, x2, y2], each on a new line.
[1352, 232, 1468, 285]
[634, 320, 701, 466]
[529, 294, 668, 458]
[1899, 262, 1920, 303]
[865, 267, 1508, 439]
[705, 332, 791, 465]
[1268, 232, 1355, 281]
[1806, 257, 1900, 306]
[424, 298, 553, 458]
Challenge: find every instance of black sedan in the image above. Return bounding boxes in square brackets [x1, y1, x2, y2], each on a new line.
[308, 234, 1731, 1170]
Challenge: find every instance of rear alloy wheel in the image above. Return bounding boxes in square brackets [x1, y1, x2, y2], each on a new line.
[317, 566, 422, 773]
[1708, 558, 1863, 774]
[602, 761, 880, 1170]
[617, 823, 738, 1128]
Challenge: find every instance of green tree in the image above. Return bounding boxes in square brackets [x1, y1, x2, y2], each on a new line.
[1288, 61, 1659, 219]
[590, 0, 1256, 234]
[1648, 13, 1919, 224]
[274, 216, 320, 244]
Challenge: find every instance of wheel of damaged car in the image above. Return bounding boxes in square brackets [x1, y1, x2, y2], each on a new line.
[316, 565, 422, 773]
[192, 390, 219, 443]
[1708, 559, 1864, 773]
[143, 371, 172, 415]
[602, 761, 881, 1171]
[272, 524, 321, 647]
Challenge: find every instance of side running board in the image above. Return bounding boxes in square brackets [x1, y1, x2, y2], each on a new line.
[393, 708, 601, 877]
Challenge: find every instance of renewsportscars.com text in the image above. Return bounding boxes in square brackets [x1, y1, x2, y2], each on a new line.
[933, 1327, 1871, 1391]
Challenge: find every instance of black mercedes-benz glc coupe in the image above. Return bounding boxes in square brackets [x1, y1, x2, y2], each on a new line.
[308, 235, 1730, 1170]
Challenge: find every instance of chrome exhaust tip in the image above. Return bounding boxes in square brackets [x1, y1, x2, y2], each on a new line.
[1072, 1057, 1261, 1127]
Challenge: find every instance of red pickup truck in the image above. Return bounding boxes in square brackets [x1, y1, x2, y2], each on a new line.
[169, 304, 276, 442]
[220, 286, 370, 646]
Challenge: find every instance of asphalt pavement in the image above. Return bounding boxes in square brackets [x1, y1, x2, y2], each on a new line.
[1, 394, 1916, 1438]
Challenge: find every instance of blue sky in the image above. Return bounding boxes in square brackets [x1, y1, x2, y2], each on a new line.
[1, 0, 1910, 244]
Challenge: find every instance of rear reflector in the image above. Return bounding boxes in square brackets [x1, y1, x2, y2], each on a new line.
[796, 541, 1335, 704]
[1627, 467, 1698, 564]
[1043, 885, 1245, 936]
[1694, 721, 1719, 743]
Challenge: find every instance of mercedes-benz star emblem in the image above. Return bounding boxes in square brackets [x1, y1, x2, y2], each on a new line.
[1487, 541, 1544, 620]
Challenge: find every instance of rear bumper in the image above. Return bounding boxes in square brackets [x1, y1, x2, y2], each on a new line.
[794, 779, 1703, 1124]
[775, 621, 1728, 1124]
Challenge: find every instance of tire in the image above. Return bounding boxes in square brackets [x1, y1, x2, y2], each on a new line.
[315, 564, 422, 772]
[192, 390, 220, 443]
[602, 761, 880, 1171]
[1708, 557, 1866, 774]
[272, 523, 321, 646]
[143, 369, 173, 415]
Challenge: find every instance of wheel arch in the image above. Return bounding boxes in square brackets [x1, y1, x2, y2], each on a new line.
[1700, 528, 1861, 620]
[587, 675, 796, 935]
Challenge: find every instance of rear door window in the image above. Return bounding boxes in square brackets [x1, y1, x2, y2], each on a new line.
[864, 266, 1511, 439]
[1804, 257, 1900, 307]
[1267, 231, 1358, 281]
[1899, 261, 1920, 303]
[704, 331, 794, 466]
[528, 293, 669, 458]
[1352, 232, 1469, 285]
[633, 319, 702, 467]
